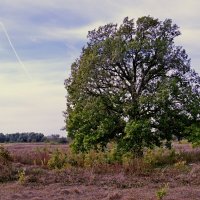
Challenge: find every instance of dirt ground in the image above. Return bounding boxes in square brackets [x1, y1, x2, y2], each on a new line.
[1, 143, 200, 200]
[1, 183, 200, 200]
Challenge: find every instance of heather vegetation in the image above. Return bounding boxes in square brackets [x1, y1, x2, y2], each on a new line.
[1, 143, 200, 178]
[1, 143, 200, 199]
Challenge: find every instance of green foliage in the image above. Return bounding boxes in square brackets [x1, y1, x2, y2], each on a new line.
[45, 145, 197, 175]
[156, 184, 168, 200]
[65, 15, 200, 154]
[48, 149, 67, 169]
[144, 148, 176, 167]
[117, 120, 157, 156]
[121, 152, 135, 169]
[68, 97, 124, 152]
[0, 146, 12, 163]
[185, 123, 200, 147]
[0, 146, 14, 182]
[84, 150, 108, 168]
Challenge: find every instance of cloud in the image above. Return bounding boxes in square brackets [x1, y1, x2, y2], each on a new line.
[34, 21, 105, 42]
[0, 75, 66, 135]
[0, 58, 71, 83]
[0, 0, 199, 135]
[0, 58, 68, 135]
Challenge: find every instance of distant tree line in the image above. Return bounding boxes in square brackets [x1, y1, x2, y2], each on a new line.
[0, 132, 67, 144]
[45, 134, 68, 144]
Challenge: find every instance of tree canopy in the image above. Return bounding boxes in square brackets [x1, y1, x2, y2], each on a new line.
[65, 16, 200, 154]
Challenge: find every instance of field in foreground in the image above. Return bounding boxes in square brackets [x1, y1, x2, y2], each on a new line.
[0, 143, 200, 200]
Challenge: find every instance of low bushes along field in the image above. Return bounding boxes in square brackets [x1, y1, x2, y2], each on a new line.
[1, 142, 200, 179]
[1, 142, 200, 200]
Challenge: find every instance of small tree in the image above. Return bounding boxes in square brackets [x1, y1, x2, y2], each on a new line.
[65, 16, 200, 154]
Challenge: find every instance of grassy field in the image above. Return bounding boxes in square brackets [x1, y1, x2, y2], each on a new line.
[0, 142, 200, 200]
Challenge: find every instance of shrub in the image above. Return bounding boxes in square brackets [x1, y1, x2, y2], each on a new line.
[144, 148, 176, 168]
[48, 149, 67, 169]
[18, 169, 26, 184]
[156, 184, 168, 200]
[174, 160, 187, 171]
[0, 146, 15, 182]
[0, 145, 13, 163]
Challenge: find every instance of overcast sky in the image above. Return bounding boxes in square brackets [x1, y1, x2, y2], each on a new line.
[0, 0, 199, 136]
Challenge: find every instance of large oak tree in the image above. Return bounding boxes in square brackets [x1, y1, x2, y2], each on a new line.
[65, 16, 200, 154]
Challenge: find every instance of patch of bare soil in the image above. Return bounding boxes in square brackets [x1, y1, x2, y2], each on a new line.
[0, 143, 200, 200]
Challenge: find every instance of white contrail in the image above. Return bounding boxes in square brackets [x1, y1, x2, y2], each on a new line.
[0, 22, 32, 80]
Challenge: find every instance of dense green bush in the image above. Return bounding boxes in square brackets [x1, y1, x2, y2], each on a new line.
[48, 149, 67, 169]
[185, 123, 200, 147]
[0, 146, 15, 182]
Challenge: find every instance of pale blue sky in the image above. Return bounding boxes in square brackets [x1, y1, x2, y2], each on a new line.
[0, 0, 199, 135]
